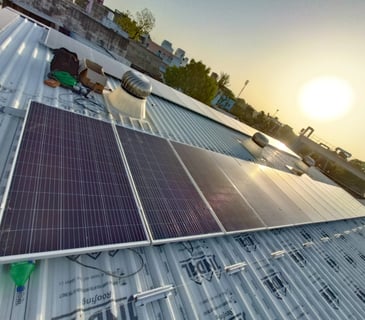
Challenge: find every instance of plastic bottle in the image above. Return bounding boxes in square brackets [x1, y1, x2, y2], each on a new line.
[10, 261, 36, 292]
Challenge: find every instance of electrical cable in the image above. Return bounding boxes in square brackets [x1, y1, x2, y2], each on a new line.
[74, 97, 105, 114]
[66, 248, 144, 279]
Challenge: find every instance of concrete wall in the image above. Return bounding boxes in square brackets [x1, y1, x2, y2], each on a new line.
[6, 0, 167, 79]
[126, 40, 164, 80]
[6, 0, 129, 57]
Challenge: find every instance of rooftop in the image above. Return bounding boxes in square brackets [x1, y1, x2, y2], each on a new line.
[1, 8, 365, 319]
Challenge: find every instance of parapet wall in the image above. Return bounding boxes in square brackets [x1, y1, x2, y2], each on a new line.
[5, 0, 129, 57]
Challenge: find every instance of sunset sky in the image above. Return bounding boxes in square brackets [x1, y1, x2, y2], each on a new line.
[104, 0, 365, 160]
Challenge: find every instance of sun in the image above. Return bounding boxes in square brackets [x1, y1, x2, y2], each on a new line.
[298, 76, 354, 121]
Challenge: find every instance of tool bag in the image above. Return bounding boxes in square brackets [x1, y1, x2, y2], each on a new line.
[50, 47, 79, 79]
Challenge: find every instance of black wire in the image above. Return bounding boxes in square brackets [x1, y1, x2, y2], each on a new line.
[73, 97, 105, 114]
[66, 248, 144, 279]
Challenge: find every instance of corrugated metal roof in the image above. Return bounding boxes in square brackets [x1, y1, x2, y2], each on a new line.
[1, 8, 365, 319]
[1, 218, 365, 319]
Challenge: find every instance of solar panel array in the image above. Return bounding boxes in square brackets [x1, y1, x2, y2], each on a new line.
[0, 103, 147, 258]
[173, 143, 365, 230]
[1, 102, 365, 261]
[116, 126, 221, 240]
[172, 143, 265, 231]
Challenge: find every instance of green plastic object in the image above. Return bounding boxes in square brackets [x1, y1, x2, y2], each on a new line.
[51, 71, 77, 87]
[10, 261, 36, 292]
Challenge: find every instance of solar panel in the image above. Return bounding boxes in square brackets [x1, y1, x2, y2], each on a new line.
[260, 168, 327, 223]
[0, 102, 148, 259]
[172, 143, 331, 229]
[298, 174, 365, 219]
[216, 156, 309, 227]
[172, 142, 265, 232]
[116, 126, 222, 240]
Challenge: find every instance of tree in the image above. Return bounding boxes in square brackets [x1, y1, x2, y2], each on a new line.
[217, 72, 230, 88]
[134, 9, 156, 38]
[75, 0, 88, 9]
[164, 59, 218, 104]
[115, 8, 155, 40]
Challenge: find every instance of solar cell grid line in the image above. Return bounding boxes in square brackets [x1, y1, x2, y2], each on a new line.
[115, 126, 222, 241]
[0, 102, 148, 261]
[171, 142, 266, 232]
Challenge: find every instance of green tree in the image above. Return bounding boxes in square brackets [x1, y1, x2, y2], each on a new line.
[276, 124, 297, 145]
[217, 72, 230, 88]
[216, 72, 235, 99]
[253, 111, 270, 132]
[164, 59, 218, 104]
[134, 9, 156, 38]
[115, 8, 155, 40]
[75, 0, 88, 9]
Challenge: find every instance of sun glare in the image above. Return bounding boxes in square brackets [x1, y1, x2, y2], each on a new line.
[298, 76, 353, 121]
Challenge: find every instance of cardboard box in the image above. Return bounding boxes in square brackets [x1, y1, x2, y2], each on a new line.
[79, 59, 107, 93]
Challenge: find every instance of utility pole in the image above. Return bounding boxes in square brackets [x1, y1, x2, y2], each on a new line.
[237, 80, 249, 98]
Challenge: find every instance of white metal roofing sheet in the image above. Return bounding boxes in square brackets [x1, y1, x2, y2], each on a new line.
[1, 218, 365, 319]
[1, 8, 365, 319]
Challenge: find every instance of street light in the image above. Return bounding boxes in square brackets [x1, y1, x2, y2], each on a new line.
[237, 80, 249, 98]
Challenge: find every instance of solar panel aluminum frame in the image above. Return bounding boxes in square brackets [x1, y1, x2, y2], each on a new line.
[150, 230, 225, 245]
[0, 241, 151, 264]
[0, 102, 151, 263]
[0, 100, 33, 226]
[114, 127, 225, 244]
[110, 122, 154, 242]
[0, 101, 38, 263]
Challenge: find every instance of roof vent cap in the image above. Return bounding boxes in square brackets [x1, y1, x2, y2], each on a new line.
[121, 70, 152, 99]
[252, 132, 269, 148]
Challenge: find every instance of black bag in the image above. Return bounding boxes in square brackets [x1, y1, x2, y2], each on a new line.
[50, 48, 79, 78]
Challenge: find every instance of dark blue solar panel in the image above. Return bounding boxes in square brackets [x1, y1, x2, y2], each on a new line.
[0, 102, 147, 257]
[172, 142, 266, 231]
[116, 126, 222, 240]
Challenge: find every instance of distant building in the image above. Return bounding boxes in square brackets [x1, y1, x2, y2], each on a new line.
[171, 47, 188, 67]
[161, 39, 173, 53]
[211, 90, 236, 111]
[292, 126, 365, 198]
[142, 35, 189, 71]
[100, 9, 129, 38]
[125, 40, 164, 80]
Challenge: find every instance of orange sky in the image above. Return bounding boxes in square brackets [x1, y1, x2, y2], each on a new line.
[105, 0, 365, 160]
